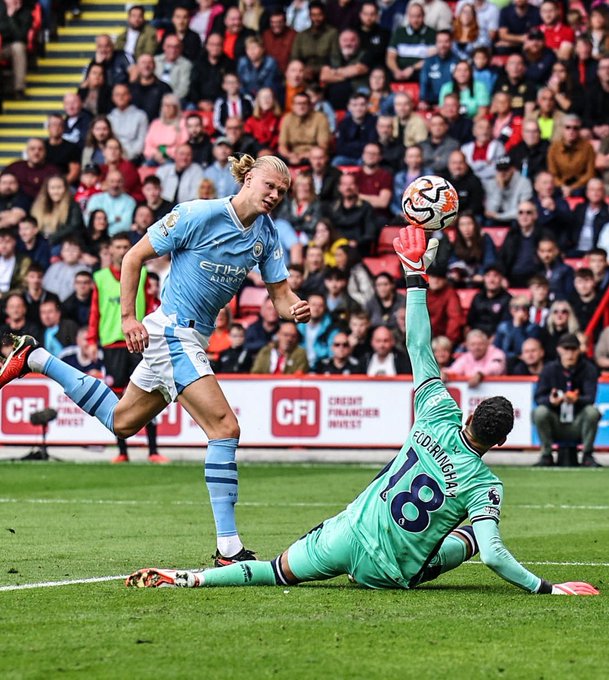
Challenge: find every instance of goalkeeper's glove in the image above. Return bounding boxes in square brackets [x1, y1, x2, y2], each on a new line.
[551, 581, 599, 596]
[393, 226, 439, 287]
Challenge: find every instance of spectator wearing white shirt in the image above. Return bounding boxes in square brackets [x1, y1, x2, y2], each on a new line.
[107, 84, 148, 162]
[156, 144, 205, 205]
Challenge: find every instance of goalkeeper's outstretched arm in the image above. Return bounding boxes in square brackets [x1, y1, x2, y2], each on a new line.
[394, 227, 441, 390]
[472, 519, 599, 595]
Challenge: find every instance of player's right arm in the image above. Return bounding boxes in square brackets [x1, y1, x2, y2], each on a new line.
[121, 234, 158, 354]
[394, 227, 441, 391]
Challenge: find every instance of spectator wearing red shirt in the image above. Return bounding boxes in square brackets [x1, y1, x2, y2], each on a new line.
[243, 88, 282, 151]
[221, 7, 255, 62]
[426, 267, 465, 347]
[262, 8, 296, 73]
[538, 0, 575, 61]
[356, 142, 393, 225]
[99, 138, 144, 203]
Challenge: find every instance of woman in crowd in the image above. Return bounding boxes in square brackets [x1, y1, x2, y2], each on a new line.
[243, 87, 282, 151]
[545, 61, 583, 115]
[143, 94, 188, 166]
[276, 173, 323, 244]
[334, 245, 374, 308]
[77, 63, 112, 116]
[365, 271, 405, 329]
[489, 92, 522, 152]
[81, 115, 113, 167]
[439, 60, 490, 118]
[189, 0, 224, 43]
[585, 6, 609, 59]
[447, 211, 496, 287]
[100, 138, 144, 202]
[198, 178, 217, 200]
[84, 209, 109, 258]
[309, 218, 348, 268]
[544, 300, 580, 360]
[366, 67, 392, 116]
[30, 175, 85, 249]
[452, 2, 490, 60]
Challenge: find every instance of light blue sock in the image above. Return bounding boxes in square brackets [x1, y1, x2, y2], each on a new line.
[205, 438, 239, 540]
[32, 349, 118, 433]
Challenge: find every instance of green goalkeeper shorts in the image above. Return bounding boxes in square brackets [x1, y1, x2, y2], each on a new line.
[286, 512, 402, 589]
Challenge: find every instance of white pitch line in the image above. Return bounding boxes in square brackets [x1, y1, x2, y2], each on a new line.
[0, 574, 128, 592]
[0, 497, 608, 511]
[1, 561, 607, 592]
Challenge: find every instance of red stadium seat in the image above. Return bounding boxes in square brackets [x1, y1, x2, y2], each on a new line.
[507, 288, 530, 299]
[390, 82, 420, 107]
[491, 55, 509, 67]
[566, 196, 585, 210]
[482, 226, 510, 249]
[376, 226, 401, 254]
[239, 286, 268, 315]
[456, 288, 478, 313]
[363, 255, 402, 280]
[335, 110, 347, 124]
[232, 315, 258, 328]
[337, 165, 361, 175]
[138, 166, 157, 183]
[564, 257, 587, 270]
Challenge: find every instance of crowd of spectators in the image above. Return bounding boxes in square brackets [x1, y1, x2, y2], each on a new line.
[3, 0, 609, 401]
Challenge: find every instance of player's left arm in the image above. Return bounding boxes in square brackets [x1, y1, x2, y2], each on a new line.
[266, 279, 311, 323]
[120, 234, 158, 353]
[469, 486, 599, 595]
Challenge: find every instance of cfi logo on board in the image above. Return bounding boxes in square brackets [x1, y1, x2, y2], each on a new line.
[1, 383, 50, 435]
[272, 387, 320, 437]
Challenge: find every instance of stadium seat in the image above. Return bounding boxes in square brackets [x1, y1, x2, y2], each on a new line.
[138, 166, 158, 183]
[482, 226, 510, 249]
[376, 226, 401, 255]
[491, 55, 509, 67]
[363, 255, 402, 280]
[507, 288, 530, 299]
[338, 165, 361, 175]
[389, 82, 420, 107]
[564, 257, 586, 270]
[232, 314, 258, 328]
[335, 110, 347, 124]
[566, 196, 585, 210]
[238, 286, 268, 315]
[456, 288, 478, 313]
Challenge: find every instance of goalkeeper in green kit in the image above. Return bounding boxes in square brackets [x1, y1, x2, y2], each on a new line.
[127, 227, 599, 597]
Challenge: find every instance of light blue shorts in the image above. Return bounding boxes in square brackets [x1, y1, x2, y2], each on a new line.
[130, 307, 214, 403]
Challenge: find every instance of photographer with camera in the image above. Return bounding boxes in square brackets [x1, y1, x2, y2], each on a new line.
[532, 333, 602, 467]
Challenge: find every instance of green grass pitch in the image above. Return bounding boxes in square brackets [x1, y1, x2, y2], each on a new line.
[1, 462, 608, 679]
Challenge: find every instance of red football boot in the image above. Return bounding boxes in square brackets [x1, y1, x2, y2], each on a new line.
[0, 335, 38, 388]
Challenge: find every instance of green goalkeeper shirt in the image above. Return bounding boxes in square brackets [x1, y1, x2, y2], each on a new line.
[344, 289, 543, 593]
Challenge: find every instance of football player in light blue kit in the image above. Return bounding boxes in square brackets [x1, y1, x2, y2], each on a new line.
[0, 155, 311, 566]
[126, 227, 599, 596]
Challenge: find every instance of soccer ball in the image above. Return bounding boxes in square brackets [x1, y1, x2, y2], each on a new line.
[401, 175, 459, 232]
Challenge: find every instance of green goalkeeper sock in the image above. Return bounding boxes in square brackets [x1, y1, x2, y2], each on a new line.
[419, 526, 478, 584]
[198, 560, 278, 587]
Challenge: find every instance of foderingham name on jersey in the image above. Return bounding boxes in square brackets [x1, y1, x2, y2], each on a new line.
[412, 429, 459, 497]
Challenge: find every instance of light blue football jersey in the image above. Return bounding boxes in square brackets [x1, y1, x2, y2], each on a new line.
[147, 197, 288, 336]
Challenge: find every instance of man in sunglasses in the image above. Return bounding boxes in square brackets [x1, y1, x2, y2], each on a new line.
[547, 114, 596, 198]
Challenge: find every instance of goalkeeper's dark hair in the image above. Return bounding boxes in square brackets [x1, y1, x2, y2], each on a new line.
[471, 396, 514, 448]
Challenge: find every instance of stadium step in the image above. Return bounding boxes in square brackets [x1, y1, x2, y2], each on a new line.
[0, 0, 157, 170]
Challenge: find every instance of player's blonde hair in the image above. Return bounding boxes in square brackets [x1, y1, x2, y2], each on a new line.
[229, 154, 291, 187]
